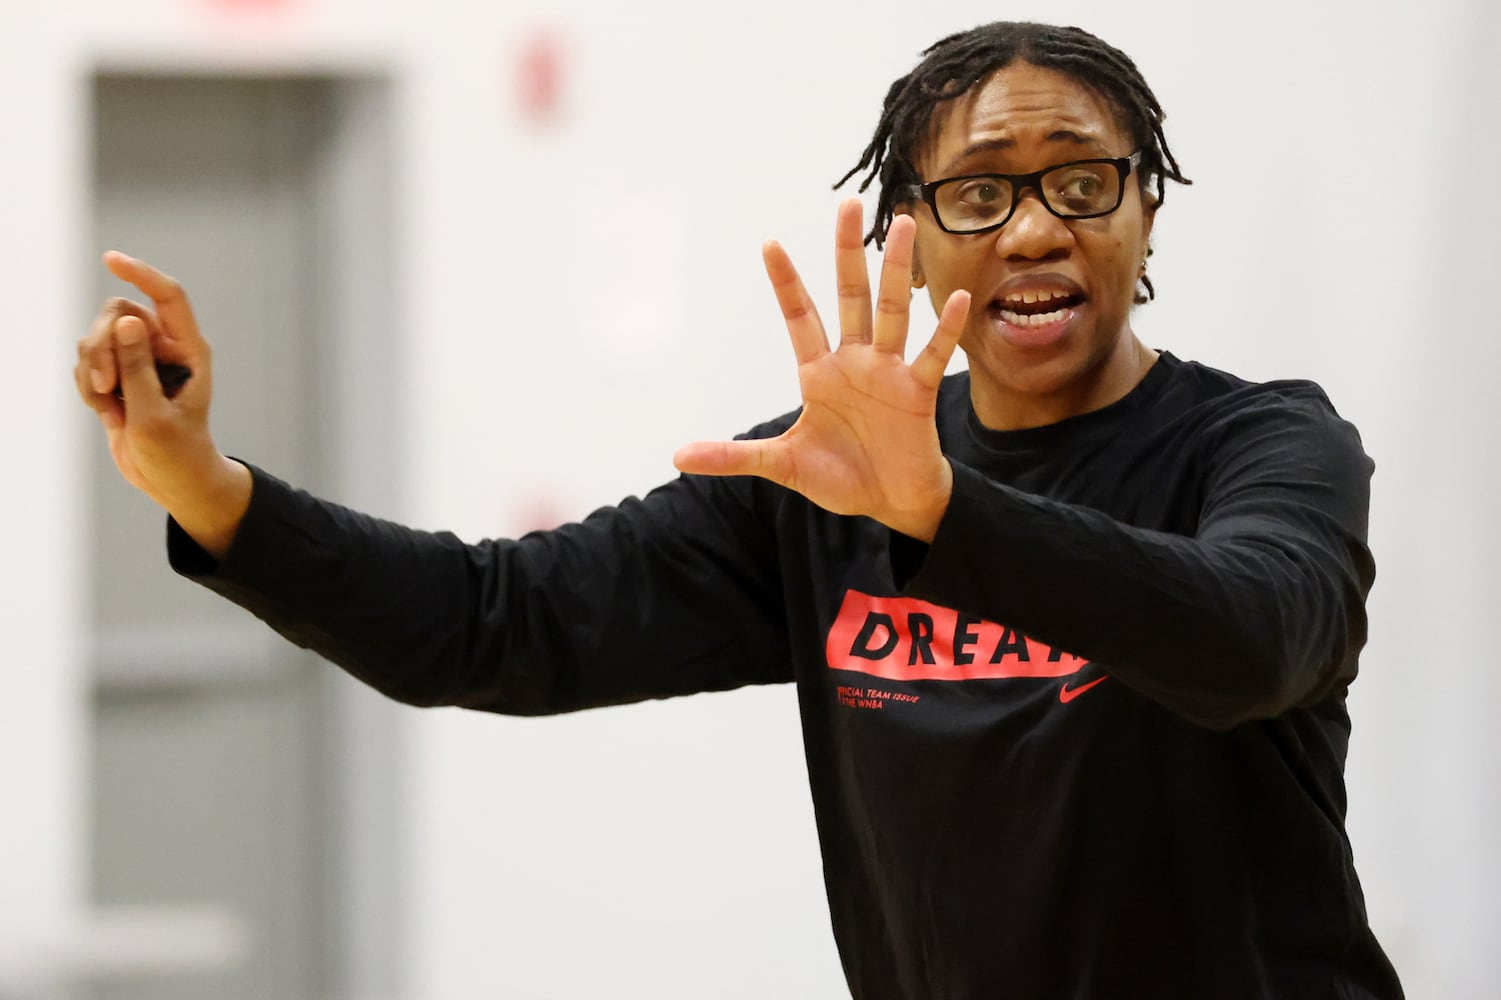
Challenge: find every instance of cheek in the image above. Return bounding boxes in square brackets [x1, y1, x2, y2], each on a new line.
[1078, 230, 1138, 301]
[920, 237, 991, 293]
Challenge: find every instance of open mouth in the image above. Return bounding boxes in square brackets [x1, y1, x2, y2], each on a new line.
[990, 290, 1087, 328]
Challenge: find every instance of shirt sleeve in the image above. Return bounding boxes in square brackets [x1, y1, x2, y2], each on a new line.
[167, 460, 793, 715]
[892, 394, 1375, 730]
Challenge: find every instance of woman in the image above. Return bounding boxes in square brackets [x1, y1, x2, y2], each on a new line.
[75, 21, 1404, 999]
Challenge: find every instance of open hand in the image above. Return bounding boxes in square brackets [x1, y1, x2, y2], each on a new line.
[674, 199, 970, 541]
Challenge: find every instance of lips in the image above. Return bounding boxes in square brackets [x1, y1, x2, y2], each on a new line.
[986, 276, 1087, 349]
[987, 298, 1085, 350]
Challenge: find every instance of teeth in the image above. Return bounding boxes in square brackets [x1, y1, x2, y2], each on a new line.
[998, 306, 1071, 327]
[1003, 289, 1071, 306]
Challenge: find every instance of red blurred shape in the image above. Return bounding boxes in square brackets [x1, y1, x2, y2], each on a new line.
[207, 0, 296, 10]
[517, 28, 566, 123]
[512, 492, 571, 534]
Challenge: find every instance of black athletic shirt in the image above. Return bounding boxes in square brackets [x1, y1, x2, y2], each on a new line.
[168, 351, 1405, 999]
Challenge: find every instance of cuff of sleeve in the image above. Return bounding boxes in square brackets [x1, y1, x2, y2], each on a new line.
[166, 514, 220, 577]
[165, 461, 286, 582]
[892, 460, 1020, 600]
[888, 529, 930, 590]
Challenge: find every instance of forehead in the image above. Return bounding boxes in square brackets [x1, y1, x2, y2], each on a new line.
[918, 61, 1128, 176]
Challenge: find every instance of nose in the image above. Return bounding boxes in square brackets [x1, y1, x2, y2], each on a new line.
[993, 189, 1073, 262]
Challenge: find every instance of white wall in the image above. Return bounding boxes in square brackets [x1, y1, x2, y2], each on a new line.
[3, 0, 1493, 995]
[0, 2, 88, 975]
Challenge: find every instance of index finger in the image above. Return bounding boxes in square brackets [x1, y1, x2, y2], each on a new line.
[763, 239, 830, 366]
[78, 298, 165, 396]
[103, 252, 203, 347]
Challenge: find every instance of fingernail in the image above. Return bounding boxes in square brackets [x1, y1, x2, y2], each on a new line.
[91, 370, 110, 394]
[116, 319, 142, 347]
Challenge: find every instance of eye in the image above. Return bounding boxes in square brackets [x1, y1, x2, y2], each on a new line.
[1047, 166, 1116, 213]
[1062, 175, 1102, 198]
[955, 179, 1005, 205]
[933, 176, 1014, 229]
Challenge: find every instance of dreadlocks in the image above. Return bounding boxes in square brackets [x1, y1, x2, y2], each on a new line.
[836, 22, 1191, 303]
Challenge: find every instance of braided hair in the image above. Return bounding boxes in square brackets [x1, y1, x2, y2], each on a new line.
[837, 22, 1191, 302]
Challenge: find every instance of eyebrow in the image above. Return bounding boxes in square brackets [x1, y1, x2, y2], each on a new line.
[939, 130, 1105, 175]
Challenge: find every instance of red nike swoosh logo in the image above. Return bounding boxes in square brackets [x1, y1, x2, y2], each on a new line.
[1058, 676, 1108, 704]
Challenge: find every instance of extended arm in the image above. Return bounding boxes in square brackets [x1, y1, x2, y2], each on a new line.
[896, 399, 1374, 729]
[77, 254, 792, 714]
[167, 463, 793, 714]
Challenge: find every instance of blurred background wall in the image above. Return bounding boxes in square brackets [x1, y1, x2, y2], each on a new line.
[2, 0, 1495, 996]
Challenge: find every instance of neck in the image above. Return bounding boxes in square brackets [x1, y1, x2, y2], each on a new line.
[969, 334, 1158, 431]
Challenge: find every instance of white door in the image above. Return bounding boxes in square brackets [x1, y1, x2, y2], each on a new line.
[88, 73, 403, 1000]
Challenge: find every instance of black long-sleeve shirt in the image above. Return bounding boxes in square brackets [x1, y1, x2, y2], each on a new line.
[169, 352, 1404, 998]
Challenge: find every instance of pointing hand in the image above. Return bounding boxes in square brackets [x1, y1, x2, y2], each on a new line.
[74, 253, 250, 558]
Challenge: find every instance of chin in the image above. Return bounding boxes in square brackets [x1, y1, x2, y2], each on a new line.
[964, 324, 1132, 421]
[970, 329, 1094, 387]
[999, 359, 1093, 399]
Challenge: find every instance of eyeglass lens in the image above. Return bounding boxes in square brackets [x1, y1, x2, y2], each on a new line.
[935, 161, 1122, 232]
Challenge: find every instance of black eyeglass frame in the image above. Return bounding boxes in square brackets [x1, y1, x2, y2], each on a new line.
[903, 150, 1144, 235]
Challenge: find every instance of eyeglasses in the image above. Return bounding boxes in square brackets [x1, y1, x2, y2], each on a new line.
[904, 151, 1143, 235]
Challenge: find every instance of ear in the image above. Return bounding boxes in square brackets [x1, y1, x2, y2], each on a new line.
[1138, 189, 1158, 264]
[1134, 222, 1156, 287]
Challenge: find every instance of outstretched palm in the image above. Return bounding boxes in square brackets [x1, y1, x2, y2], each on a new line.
[674, 200, 970, 541]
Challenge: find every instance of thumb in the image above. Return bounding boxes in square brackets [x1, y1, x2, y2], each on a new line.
[673, 439, 791, 486]
[113, 316, 166, 415]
